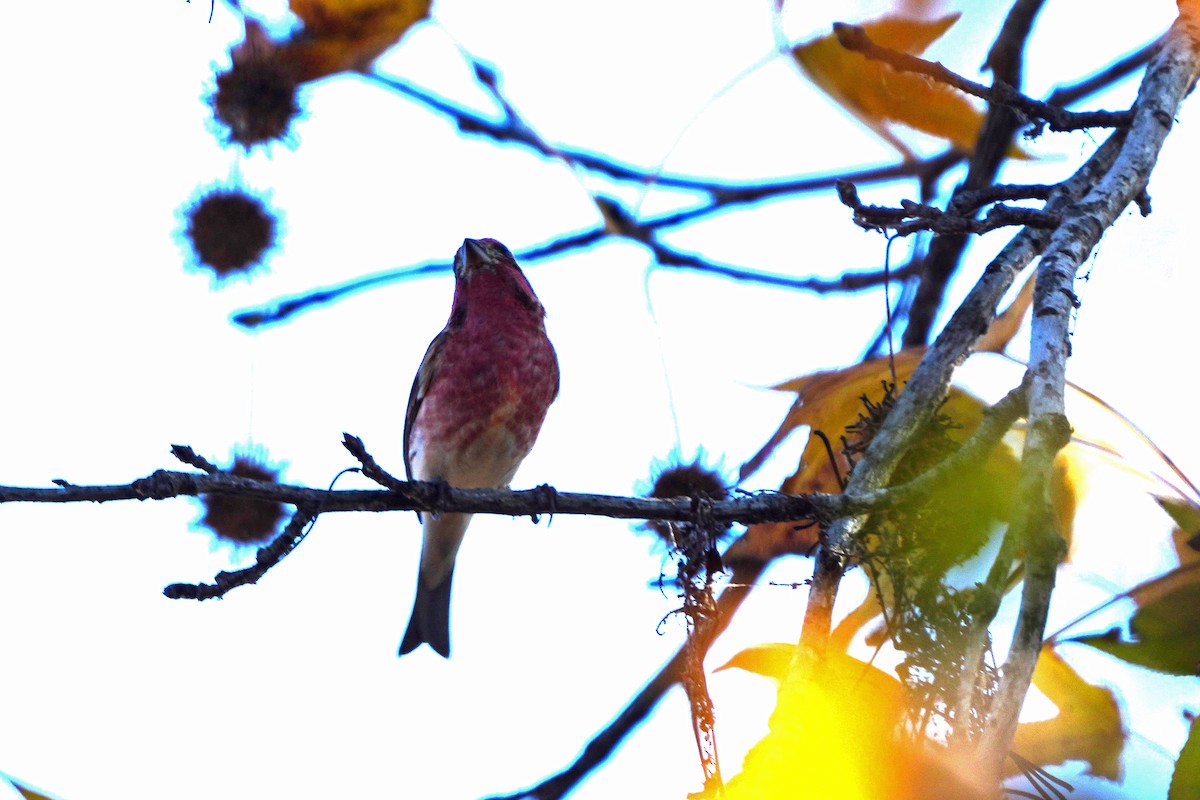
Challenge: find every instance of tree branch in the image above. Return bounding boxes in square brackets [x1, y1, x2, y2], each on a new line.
[0, 463, 843, 524]
[4, 420, 1048, 529]
[798, 127, 1127, 656]
[229, 23, 1156, 339]
[976, 12, 1200, 772]
[165, 506, 317, 599]
[230, 153, 961, 329]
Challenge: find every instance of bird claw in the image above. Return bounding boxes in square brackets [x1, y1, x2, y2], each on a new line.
[425, 478, 453, 520]
[529, 483, 558, 525]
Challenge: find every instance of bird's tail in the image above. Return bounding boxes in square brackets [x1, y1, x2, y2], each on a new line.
[399, 574, 454, 657]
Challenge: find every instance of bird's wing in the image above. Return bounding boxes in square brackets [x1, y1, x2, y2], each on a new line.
[403, 327, 450, 482]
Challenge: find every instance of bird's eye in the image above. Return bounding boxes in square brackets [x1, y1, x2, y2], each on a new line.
[491, 242, 514, 262]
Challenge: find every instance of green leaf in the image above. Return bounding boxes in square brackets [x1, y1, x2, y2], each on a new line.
[1071, 563, 1200, 676]
[1170, 714, 1200, 800]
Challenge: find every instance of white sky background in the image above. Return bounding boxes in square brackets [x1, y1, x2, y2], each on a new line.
[2, 1, 1199, 798]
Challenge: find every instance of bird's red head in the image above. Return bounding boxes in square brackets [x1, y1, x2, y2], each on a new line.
[451, 237, 542, 313]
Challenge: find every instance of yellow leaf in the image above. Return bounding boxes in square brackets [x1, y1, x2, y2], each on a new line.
[720, 648, 992, 799]
[714, 641, 796, 680]
[1011, 645, 1126, 780]
[721, 650, 911, 799]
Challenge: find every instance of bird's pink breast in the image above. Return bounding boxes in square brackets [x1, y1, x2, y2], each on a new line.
[409, 269, 558, 488]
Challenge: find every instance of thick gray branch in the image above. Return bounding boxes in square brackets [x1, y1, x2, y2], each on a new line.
[795, 131, 1124, 651]
[977, 13, 1200, 770]
[821, 131, 1125, 556]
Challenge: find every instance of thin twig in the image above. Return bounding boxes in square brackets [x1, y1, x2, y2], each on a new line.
[946, 184, 1055, 215]
[902, 0, 1047, 348]
[171, 444, 220, 474]
[231, 152, 958, 329]
[359, 69, 945, 198]
[836, 180, 1061, 236]
[833, 23, 1132, 132]
[1046, 37, 1161, 108]
[164, 506, 316, 599]
[0, 466, 846, 524]
[342, 433, 406, 490]
[983, 0, 1048, 79]
[598, 195, 923, 288]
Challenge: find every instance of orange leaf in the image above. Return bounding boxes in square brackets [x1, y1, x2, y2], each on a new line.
[738, 264, 1078, 569]
[737, 351, 921, 559]
[741, 349, 925, 490]
[1011, 645, 1126, 780]
[793, 13, 1014, 159]
[283, 0, 431, 81]
[738, 350, 1023, 565]
[977, 269, 1035, 354]
[2, 772, 63, 800]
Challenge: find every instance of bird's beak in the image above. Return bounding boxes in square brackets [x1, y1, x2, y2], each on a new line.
[459, 238, 492, 272]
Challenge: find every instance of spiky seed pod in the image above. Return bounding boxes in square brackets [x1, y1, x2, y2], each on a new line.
[212, 21, 301, 148]
[184, 188, 276, 280]
[645, 460, 729, 544]
[200, 455, 286, 545]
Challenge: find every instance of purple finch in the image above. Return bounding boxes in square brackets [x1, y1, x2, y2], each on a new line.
[399, 238, 559, 658]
